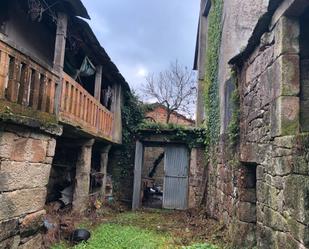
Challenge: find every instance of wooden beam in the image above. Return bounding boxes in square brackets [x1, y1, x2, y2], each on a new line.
[94, 65, 103, 101]
[53, 12, 68, 115]
[132, 141, 144, 210]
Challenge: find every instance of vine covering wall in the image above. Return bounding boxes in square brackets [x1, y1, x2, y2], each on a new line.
[204, 0, 223, 146]
[109, 91, 145, 200]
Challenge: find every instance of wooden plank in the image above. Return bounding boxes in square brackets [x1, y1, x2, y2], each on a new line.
[39, 74, 47, 112]
[60, 79, 66, 111]
[70, 85, 76, 116]
[49, 79, 56, 114]
[79, 92, 83, 118]
[0, 50, 9, 98]
[69, 85, 74, 113]
[76, 89, 80, 116]
[7, 57, 20, 102]
[45, 79, 52, 113]
[31, 71, 40, 110]
[83, 96, 86, 121]
[66, 81, 71, 112]
[89, 100, 92, 125]
[18, 64, 30, 106]
[132, 141, 144, 210]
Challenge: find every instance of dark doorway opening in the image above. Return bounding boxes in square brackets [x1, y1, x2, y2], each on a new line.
[300, 8, 309, 131]
[142, 147, 164, 209]
[46, 140, 79, 210]
[238, 163, 257, 225]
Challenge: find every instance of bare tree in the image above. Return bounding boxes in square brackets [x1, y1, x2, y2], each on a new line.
[142, 60, 196, 124]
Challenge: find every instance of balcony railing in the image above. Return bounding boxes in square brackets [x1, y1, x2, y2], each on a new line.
[60, 73, 113, 140]
[0, 40, 58, 114]
[0, 40, 114, 142]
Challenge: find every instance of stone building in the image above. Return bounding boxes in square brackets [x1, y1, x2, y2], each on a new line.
[195, 0, 309, 248]
[0, 0, 128, 247]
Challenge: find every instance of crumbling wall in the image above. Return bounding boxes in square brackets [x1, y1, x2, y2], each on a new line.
[239, 15, 302, 248]
[0, 124, 56, 248]
[206, 15, 305, 248]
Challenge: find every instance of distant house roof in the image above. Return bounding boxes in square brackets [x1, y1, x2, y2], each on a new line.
[145, 103, 195, 125]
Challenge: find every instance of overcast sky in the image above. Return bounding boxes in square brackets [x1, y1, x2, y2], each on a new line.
[82, 0, 200, 91]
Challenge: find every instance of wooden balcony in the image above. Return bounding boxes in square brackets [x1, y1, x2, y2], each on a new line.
[0, 40, 58, 123]
[0, 40, 115, 142]
[59, 73, 114, 141]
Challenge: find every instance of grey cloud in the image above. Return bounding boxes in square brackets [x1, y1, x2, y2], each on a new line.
[81, 0, 200, 89]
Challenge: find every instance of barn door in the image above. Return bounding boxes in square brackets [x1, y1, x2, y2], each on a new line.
[163, 145, 189, 210]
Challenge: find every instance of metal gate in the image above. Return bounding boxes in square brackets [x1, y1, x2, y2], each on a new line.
[163, 145, 189, 210]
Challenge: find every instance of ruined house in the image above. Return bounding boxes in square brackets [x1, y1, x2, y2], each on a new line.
[139, 105, 195, 209]
[132, 102, 206, 211]
[195, 0, 309, 248]
[0, 0, 128, 247]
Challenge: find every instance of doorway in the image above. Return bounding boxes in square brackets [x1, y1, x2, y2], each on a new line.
[132, 142, 189, 210]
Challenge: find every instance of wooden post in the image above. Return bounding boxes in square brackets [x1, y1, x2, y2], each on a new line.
[111, 83, 122, 143]
[100, 145, 112, 197]
[53, 12, 68, 115]
[94, 65, 102, 101]
[132, 141, 144, 210]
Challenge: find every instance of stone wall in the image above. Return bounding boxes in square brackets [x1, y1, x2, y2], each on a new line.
[239, 15, 303, 248]
[218, 0, 269, 134]
[205, 14, 309, 248]
[0, 124, 56, 248]
[189, 148, 207, 208]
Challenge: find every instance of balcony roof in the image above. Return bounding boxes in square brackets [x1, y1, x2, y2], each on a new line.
[46, 0, 90, 19]
[63, 0, 90, 19]
[70, 16, 130, 89]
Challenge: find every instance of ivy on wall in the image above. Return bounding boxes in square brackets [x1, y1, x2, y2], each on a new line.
[109, 91, 145, 198]
[139, 121, 207, 149]
[227, 69, 240, 148]
[204, 0, 223, 146]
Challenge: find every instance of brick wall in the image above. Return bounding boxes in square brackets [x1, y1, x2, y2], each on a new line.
[146, 106, 194, 126]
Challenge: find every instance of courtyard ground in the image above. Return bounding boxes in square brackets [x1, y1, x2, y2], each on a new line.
[51, 208, 227, 249]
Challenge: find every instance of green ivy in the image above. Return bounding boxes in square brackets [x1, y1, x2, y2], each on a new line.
[204, 0, 223, 146]
[110, 91, 145, 195]
[139, 121, 207, 149]
[227, 69, 240, 148]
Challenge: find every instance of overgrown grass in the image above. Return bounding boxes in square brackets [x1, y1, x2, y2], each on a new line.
[51, 210, 221, 249]
[52, 224, 170, 249]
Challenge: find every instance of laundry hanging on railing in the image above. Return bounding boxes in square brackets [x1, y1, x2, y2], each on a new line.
[77, 56, 96, 78]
